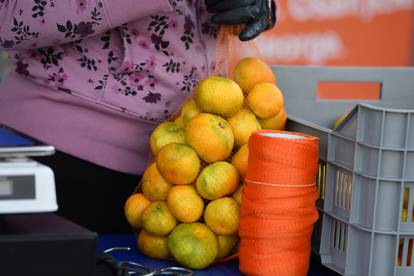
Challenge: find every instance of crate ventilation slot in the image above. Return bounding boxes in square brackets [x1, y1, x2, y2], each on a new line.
[398, 238, 414, 267]
[317, 160, 327, 200]
[332, 220, 347, 252]
[334, 170, 352, 211]
[402, 187, 414, 223]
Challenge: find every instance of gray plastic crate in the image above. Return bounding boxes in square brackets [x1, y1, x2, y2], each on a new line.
[273, 66, 414, 276]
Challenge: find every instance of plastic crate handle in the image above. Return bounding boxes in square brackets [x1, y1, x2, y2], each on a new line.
[316, 81, 381, 100]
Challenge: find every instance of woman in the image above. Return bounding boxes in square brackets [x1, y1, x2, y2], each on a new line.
[0, 0, 276, 233]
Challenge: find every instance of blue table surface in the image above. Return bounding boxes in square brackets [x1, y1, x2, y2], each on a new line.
[0, 126, 34, 146]
[98, 234, 340, 276]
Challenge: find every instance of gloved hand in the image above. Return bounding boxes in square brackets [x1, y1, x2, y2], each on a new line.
[206, 0, 277, 41]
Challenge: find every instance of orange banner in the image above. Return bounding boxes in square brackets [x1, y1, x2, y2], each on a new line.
[257, 0, 414, 66]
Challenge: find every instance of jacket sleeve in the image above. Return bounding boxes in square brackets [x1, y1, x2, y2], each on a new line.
[0, 0, 172, 50]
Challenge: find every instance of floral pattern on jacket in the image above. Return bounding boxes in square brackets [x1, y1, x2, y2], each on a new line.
[0, 0, 218, 121]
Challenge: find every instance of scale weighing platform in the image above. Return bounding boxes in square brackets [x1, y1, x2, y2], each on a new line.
[0, 125, 97, 276]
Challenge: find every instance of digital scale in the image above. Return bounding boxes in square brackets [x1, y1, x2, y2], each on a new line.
[0, 125, 57, 214]
[0, 125, 97, 276]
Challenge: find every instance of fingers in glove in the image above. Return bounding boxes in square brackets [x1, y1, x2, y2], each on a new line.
[268, 0, 277, 29]
[211, 4, 260, 25]
[239, 17, 268, 41]
[207, 0, 256, 13]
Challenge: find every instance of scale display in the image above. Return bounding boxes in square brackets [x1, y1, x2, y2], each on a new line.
[0, 175, 35, 200]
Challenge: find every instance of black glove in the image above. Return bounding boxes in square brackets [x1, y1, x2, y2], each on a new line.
[206, 0, 277, 41]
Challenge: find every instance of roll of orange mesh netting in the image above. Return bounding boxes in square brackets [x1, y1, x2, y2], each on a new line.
[239, 130, 319, 276]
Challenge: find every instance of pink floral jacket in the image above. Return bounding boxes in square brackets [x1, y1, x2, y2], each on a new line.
[0, 0, 218, 174]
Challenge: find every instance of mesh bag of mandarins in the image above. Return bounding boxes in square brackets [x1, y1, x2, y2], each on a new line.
[123, 25, 288, 270]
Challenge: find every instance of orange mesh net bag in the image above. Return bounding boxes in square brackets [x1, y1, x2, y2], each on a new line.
[213, 25, 261, 77]
[239, 130, 320, 276]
